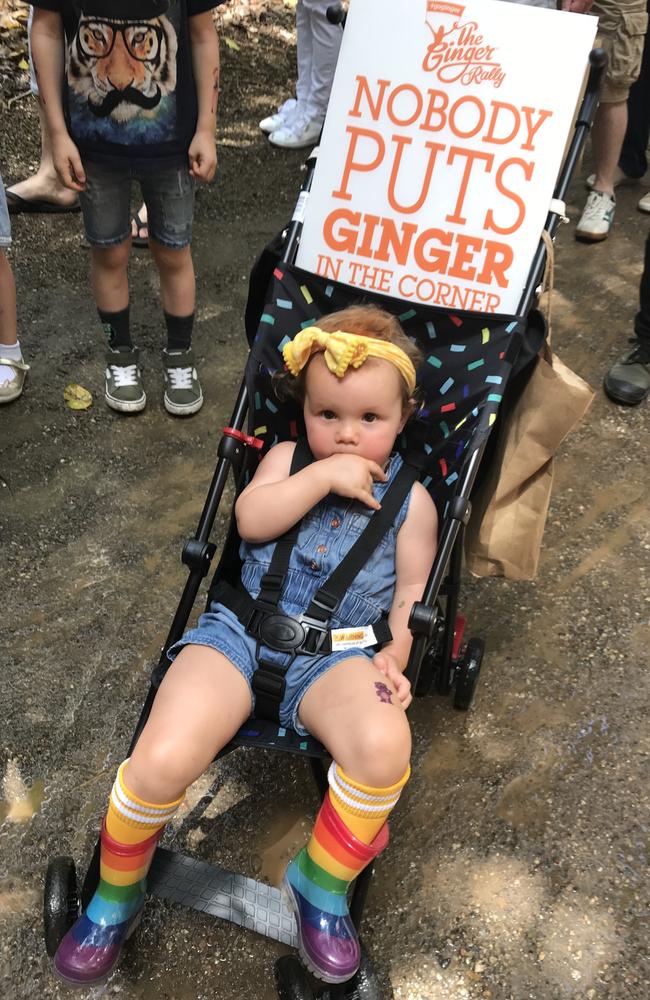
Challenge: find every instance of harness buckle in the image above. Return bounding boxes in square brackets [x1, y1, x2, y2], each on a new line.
[295, 614, 331, 654]
[257, 613, 307, 653]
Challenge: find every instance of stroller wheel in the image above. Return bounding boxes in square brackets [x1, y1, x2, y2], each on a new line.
[43, 856, 80, 957]
[453, 638, 484, 711]
[275, 955, 316, 999]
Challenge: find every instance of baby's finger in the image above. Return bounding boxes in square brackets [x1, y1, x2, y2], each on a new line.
[357, 489, 381, 510]
[368, 461, 388, 482]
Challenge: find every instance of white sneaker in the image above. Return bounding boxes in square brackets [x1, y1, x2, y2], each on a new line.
[638, 190, 650, 214]
[575, 190, 616, 243]
[259, 98, 297, 135]
[268, 114, 322, 150]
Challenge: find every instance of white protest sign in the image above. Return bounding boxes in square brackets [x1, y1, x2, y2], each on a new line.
[295, 0, 597, 315]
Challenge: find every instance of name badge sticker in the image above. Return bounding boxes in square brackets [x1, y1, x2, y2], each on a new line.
[330, 626, 377, 651]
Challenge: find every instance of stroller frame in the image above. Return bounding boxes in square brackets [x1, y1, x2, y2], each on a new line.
[43, 50, 606, 999]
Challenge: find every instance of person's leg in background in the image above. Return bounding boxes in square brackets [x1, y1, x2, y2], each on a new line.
[604, 229, 650, 403]
[619, 0, 650, 210]
[141, 166, 203, 416]
[6, 7, 79, 214]
[0, 175, 29, 403]
[269, 0, 342, 149]
[259, 0, 311, 136]
[576, 0, 648, 241]
[79, 162, 147, 414]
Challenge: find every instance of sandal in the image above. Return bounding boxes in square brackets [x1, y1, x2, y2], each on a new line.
[0, 356, 30, 404]
[131, 211, 149, 248]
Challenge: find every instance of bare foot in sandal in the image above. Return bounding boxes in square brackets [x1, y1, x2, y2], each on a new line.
[131, 204, 148, 247]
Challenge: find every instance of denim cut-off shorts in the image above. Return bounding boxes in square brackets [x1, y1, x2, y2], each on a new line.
[0, 173, 11, 249]
[79, 160, 195, 249]
[168, 602, 376, 736]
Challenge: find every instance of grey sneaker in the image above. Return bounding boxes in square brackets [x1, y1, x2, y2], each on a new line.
[105, 346, 146, 413]
[603, 340, 650, 405]
[576, 190, 616, 242]
[162, 348, 203, 416]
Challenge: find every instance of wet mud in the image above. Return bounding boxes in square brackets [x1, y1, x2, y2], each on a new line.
[1, 6, 649, 999]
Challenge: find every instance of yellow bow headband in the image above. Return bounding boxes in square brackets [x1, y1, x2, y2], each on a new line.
[282, 326, 417, 395]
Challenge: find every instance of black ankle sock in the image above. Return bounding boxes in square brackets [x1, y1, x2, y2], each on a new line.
[99, 306, 132, 350]
[164, 311, 194, 352]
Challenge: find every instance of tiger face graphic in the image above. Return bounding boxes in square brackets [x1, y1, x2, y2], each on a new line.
[68, 13, 178, 123]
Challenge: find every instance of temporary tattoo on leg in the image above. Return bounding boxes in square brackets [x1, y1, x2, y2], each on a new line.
[375, 681, 393, 704]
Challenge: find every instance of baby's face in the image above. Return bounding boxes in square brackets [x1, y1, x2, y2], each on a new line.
[303, 355, 408, 466]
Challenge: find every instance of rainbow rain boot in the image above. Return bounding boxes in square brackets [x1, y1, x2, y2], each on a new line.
[54, 821, 159, 986]
[284, 793, 389, 983]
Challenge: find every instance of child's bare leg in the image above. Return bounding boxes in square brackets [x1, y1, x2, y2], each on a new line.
[299, 656, 411, 787]
[7, 100, 78, 208]
[287, 657, 411, 983]
[149, 242, 196, 318]
[91, 241, 130, 314]
[0, 251, 17, 347]
[126, 644, 252, 802]
[0, 250, 28, 403]
[150, 242, 202, 413]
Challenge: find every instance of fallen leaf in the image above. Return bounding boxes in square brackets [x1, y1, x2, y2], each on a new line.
[17, 55, 27, 69]
[224, 36, 240, 51]
[63, 383, 93, 410]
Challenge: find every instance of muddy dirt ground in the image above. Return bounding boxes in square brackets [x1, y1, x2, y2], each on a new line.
[1, 6, 649, 1000]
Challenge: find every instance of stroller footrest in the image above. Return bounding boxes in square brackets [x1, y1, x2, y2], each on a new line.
[148, 847, 298, 947]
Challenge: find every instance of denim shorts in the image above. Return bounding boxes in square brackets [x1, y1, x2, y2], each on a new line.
[0, 173, 11, 249]
[79, 160, 195, 249]
[168, 602, 375, 736]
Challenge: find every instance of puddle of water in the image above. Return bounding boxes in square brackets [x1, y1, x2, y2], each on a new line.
[0, 885, 40, 919]
[0, 760, 45, 824]
[512, 697, 576, 735]
[496, 747, 559, 830]
[251, 807, 311, 886]
[419, 735, 464, 776]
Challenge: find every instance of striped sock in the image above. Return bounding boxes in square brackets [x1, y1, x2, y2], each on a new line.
[54, 760, 184, 985]
[325, 762, 410, 844]
[105, 759, 183, 844]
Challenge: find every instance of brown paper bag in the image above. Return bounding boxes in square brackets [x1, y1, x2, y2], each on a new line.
[464, 340, 595, 580]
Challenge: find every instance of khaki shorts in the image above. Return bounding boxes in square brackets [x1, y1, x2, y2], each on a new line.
[593, 0, 649, 102]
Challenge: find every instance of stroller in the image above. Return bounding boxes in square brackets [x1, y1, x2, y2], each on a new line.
[42, 40, 606, 1000]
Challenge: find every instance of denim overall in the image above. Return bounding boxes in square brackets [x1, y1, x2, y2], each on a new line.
[170, 454, 412, 734]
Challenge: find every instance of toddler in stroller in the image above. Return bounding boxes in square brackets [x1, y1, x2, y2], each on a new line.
[52, 304, 438, 988]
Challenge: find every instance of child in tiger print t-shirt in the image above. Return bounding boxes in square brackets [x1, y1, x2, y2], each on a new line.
[31, 1, 224, 416]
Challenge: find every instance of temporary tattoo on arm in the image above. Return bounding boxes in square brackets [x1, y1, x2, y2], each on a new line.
[211, 67, 220, 116]
[375, 681, 393, 704]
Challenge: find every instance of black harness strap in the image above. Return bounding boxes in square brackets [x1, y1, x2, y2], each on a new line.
[299, 459, 419, 628]
[219, 439, 421, 723]
[254, 437, 314, 611]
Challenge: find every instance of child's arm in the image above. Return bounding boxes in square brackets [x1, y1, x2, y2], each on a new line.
[235, 443, 387, 544]
[30, 10, 86, 192]
[373, 483, 438, 703]
[189, 11, 219, 183]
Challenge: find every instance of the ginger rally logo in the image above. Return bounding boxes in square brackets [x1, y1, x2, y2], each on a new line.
[424, 1, 505, 89]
